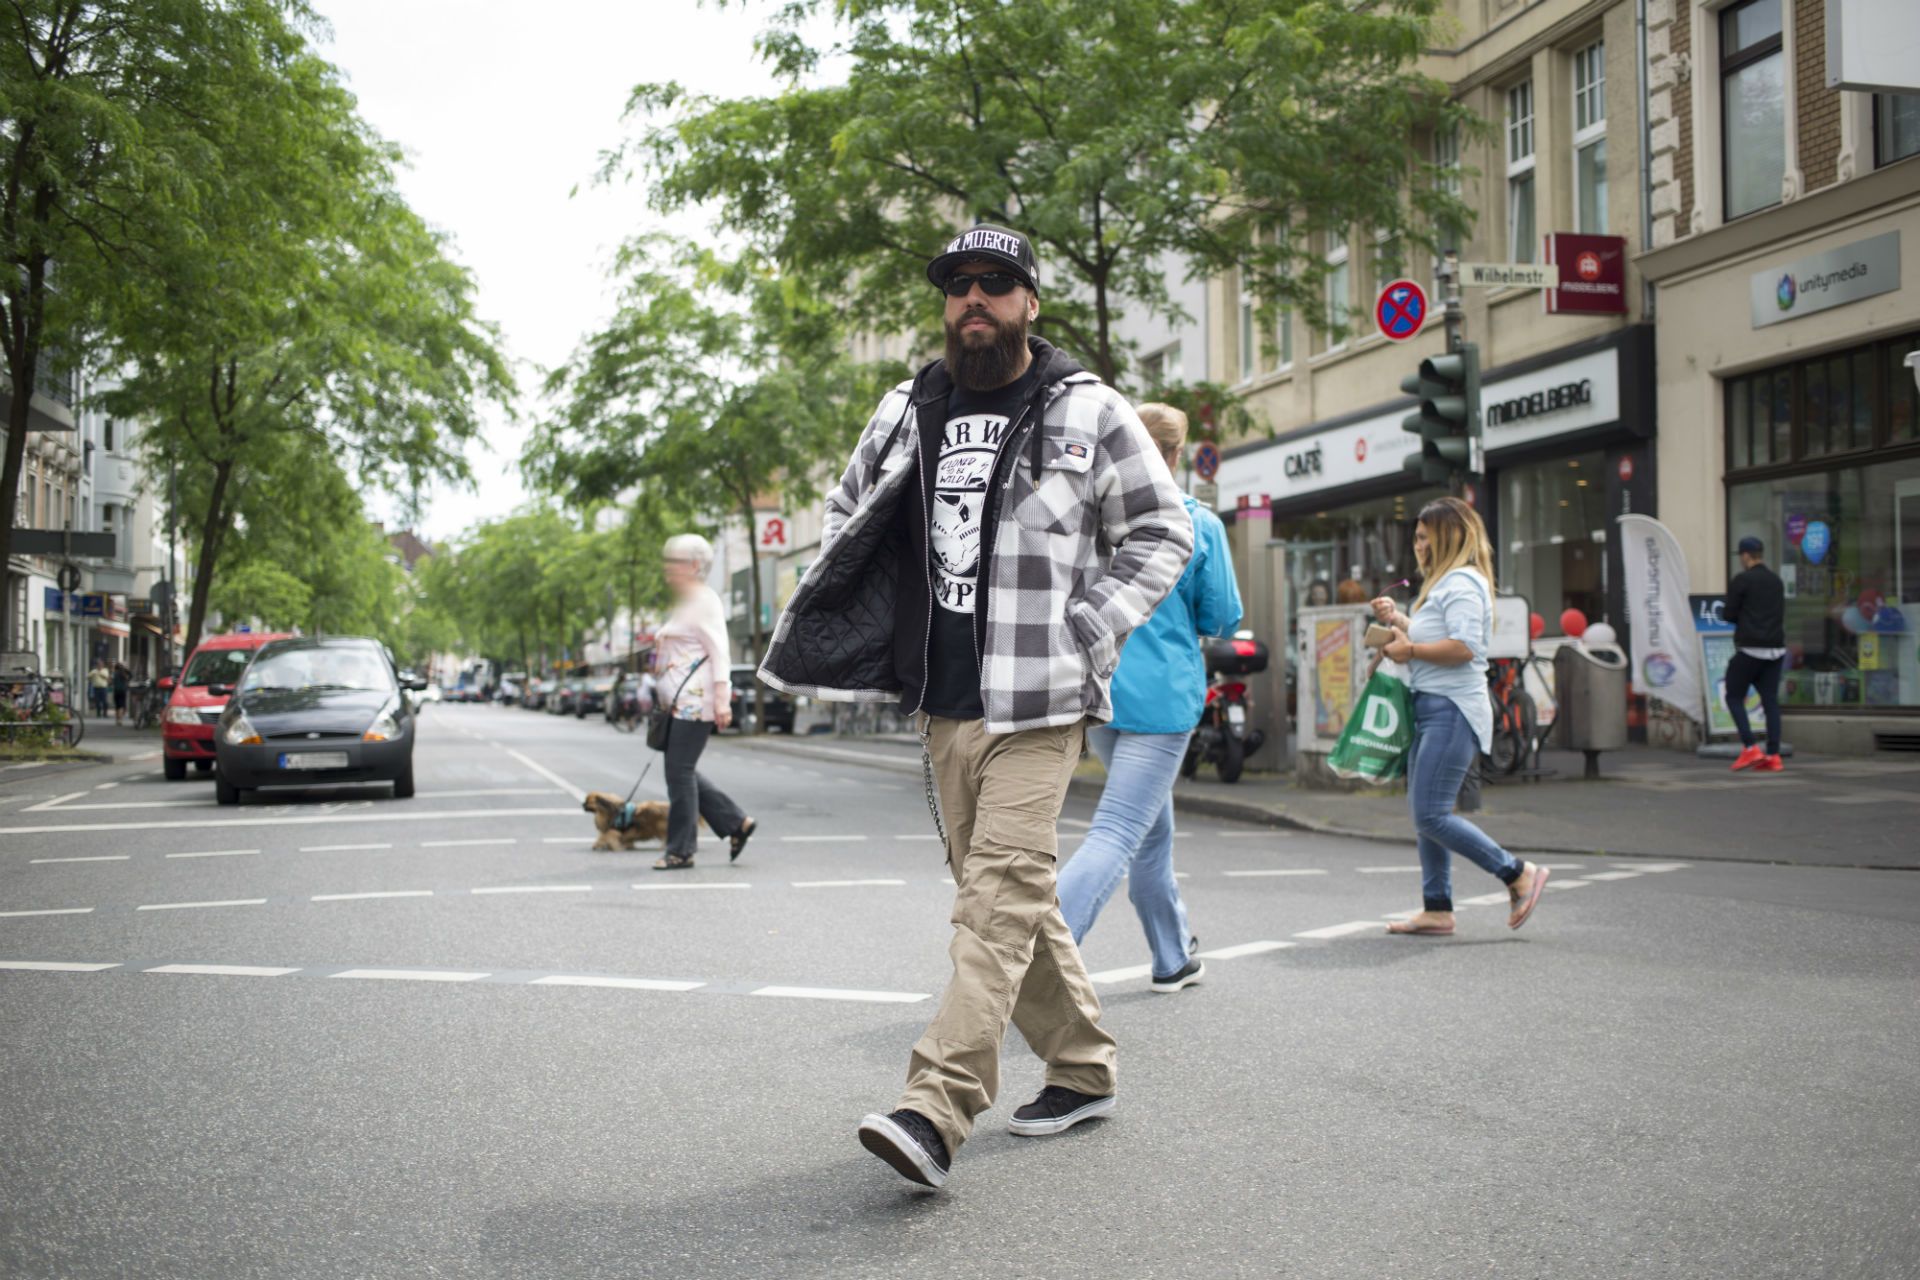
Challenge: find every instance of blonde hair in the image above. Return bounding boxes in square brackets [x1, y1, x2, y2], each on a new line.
[1136, 402, 1189, 468]
[1412, 496, 1496, 613]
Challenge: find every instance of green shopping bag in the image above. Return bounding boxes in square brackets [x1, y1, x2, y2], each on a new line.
[1327, 668, 1414, 783]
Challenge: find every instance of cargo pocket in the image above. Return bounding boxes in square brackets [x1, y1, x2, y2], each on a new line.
[953, 806, 1059, 950]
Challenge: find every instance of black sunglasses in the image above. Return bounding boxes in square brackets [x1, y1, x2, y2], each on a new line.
[939, 271, 1024, 298]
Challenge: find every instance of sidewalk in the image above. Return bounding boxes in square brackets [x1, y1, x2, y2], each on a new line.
[737, 733, 1920, 871]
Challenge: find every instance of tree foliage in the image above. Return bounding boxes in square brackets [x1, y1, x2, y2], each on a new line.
[618, 0, 1474, 385]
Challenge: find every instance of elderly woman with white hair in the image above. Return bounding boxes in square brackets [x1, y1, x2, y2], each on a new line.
[649, 533, 757, 870]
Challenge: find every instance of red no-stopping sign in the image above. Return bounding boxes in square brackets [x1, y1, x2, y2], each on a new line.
[1374, 279, 1428, 343]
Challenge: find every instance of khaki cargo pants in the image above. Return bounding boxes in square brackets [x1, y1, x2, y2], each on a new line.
[898, 715, 1118, 1153]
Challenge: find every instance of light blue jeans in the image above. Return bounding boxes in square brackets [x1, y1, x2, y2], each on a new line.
[1409, 692, 1522, 911]
[1057, 726, 1193, 979]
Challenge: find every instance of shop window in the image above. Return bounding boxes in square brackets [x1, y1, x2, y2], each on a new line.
[1573, 40, 1607, 235]
[1720, 0, 1784, 221]
[1499, 452, 1609, 633]
[1506, 81, 1536, 262]
[1725, 334, 1919, 471]
[1888, 335, 1920, 446]
[1875, 94, 1920, 168]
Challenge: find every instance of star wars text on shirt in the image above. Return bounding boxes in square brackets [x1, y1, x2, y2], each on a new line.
[931, 410, 1012, 614]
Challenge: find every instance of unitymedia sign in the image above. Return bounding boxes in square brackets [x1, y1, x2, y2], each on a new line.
[1750, 231, 1899, 328]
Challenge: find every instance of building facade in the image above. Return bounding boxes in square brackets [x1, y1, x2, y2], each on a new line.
[1638, 0, 1918, 751]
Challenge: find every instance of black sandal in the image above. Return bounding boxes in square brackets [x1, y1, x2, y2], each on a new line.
[653, 853, 695, 871]
[729, 818, 757, 864]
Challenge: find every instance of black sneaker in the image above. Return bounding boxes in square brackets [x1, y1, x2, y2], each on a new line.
[857, 1109, 950, 1188]
[1150, 957, 1205, 994]
[1008, 1085, 1116, 1137]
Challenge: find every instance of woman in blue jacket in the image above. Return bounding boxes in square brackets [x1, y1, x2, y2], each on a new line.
[1057, 404, 1242, 993]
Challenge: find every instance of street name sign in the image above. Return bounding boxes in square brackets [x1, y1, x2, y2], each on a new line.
[1459, 262, 1559, 289]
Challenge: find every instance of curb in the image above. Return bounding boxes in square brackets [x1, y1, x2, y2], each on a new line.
[731, 734, 1919, 871]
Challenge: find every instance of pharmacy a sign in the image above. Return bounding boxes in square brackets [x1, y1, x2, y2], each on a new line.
[1750, 231, 1899, 328]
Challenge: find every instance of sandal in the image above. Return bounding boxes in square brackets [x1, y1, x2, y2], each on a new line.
[653, 853, 695, 871]
[1386, 917, 1456, 937]
[1508, 863, 1550, 930]
[729, 818, 757, 864]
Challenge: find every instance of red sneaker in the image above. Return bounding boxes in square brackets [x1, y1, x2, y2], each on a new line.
[1730, 744, 1764, 772]
[1754, 754, 1785, 772]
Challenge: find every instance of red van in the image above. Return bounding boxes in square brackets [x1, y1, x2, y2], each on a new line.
[161, 631, 294, 781]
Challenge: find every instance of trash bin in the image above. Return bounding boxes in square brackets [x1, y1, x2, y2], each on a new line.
[1552, 644, 1629, 778]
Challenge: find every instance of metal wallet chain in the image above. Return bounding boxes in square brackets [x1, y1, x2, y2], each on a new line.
[918, 714, 947, 852]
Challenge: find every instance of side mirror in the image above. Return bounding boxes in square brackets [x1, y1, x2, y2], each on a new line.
[403, 676, 428, 692]
[157, 677, 176, 692]
[208, 683, 233, 698]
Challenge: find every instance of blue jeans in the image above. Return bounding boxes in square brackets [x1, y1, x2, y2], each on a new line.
[1409, 693, 1521, 912]
[1057, 726, 1192, 978]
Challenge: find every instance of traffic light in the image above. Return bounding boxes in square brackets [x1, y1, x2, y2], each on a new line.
[1400, 343, 1481, 487]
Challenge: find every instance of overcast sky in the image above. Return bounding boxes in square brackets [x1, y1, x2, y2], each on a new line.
[313, 1, 814, 543]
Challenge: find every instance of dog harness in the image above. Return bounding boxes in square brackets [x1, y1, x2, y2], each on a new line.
[615, 801, 639, 831]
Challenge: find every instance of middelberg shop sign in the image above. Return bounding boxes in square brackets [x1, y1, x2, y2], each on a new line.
[1749, 231, 1900, 329]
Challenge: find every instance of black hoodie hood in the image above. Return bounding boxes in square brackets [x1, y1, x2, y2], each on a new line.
[910, 336, 1086, 481]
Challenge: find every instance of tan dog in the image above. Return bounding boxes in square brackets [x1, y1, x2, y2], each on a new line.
[582, 792, 673, 851]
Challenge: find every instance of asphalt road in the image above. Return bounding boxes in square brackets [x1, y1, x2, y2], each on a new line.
[2, 705, 1916, 1278]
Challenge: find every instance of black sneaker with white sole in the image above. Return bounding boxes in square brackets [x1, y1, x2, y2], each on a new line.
[1149, 957, 1205, 993]
[1008, 1085, 1116, 1137]
[857, 1109, 950, 1188]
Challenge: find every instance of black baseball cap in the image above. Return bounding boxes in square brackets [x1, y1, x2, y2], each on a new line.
[927, 223, 1040, 293]
[1737, 536, 1764, 555]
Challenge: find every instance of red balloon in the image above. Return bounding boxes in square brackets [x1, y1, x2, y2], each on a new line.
[1560, 608, 1589, 638]
[1529, 612, 1545, 639]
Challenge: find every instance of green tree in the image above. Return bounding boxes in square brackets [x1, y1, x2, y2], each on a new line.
[527, 239, 900, 727]
[621, 0, 1472, 385]
[0, 0, 312, 641]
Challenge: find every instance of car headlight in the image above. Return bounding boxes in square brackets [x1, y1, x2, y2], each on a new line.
[164, 705, 201, 726]
[364, 701, 401, 742]
[222, 713, 261, 746]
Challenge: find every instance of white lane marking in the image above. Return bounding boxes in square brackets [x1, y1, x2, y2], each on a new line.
[1540, 863, 1591, 870]
[1546, 879, 1592, 891]
[146, 963, 298, 977]
[0, 907, 94, 918]
[531, 975, 704, 993]
[0, 807, 579, 836]
[1355, 866, 1418, 873]
[24, 792, 88, 812]
[1088, 963, 1154, 984]
[0, 762, 50, 772]
[1631, 863, 1689, 872]
[94, 782, 120, 791]
[630, 883, 751, 892]
[0, 959, 117, 971]
[1459, 892, 1510, 906]
[331, 968, 489, 983]
[23, 800, 207, 812]
[300, 843, 393, 852]
[470, 885, 592, 895]
[312, 890, 433, 902]
[132, 752, 162, 761]
[423, 838, 518, 848]
[1582, 870, 1643, 881]
[498, 746, 585, 803]
[792, 878, 906, 888]
[1217, 831, 1289, 838]
[1223, 868, 1327, 878]
[31, 855, 130, 864]
[779, 835, 867, 844]
[750, 985, 928, 1004]
[165, 849, 260, 859]
[135, 899, 267, 912]
[1294, 921, 1384, 940]
[418, 788, 562, 798]
[1197, 940, 1295, 960]
[542, 837, 586, 845]
[897, 834, 943, 842]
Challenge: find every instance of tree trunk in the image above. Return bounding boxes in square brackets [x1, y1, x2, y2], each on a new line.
[184, 458, 238, 655]
[0, 261, 48, 650]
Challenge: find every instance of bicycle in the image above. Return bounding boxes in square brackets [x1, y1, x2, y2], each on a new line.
[1485, 649, 1554, 777]
[1, 675, 84, 749]
[130, 680, 168, 731]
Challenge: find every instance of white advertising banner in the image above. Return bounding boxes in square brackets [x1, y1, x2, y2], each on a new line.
[1617, 514, 1705, 723]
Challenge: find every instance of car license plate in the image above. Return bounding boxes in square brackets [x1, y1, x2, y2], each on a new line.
[1227, 705, 1247, 726]
[279, 751, 350, 770]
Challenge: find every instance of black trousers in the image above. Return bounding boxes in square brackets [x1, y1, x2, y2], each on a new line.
[662, 719, 747, 857]
[1724, 651, 1783, 755]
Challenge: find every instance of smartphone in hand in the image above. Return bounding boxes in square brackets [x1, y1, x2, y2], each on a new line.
[1364, 623, 1397, 649]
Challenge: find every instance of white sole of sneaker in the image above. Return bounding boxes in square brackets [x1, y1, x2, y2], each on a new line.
[1149, 961, 1205, 993]
[857, 1113, 947, 1188]
[1007, 1093, 1117, 1137]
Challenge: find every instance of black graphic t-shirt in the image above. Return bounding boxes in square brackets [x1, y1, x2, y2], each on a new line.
[921, 364, 1040, 719]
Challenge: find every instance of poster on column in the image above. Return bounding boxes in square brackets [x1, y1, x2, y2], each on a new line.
[1313, 618, 1355, 739]
[1691, 594, 1760, 738]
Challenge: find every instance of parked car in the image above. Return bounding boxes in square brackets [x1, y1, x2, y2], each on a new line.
[160, 631, 296, 781]
[418, 684, 444, 705]
[546, 679, 580, 715]
[496, 679, 522, 704]
[575, 675, 616, 718]
[728, 664, 795, 734]
[212, 636, 423, 804]
[521, 679, 549, 711]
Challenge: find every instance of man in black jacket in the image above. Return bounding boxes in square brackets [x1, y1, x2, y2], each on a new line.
[1724, 535, 1787, 772]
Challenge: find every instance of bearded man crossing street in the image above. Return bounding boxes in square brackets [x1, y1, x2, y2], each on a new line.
[759, 225, 1193, 1188]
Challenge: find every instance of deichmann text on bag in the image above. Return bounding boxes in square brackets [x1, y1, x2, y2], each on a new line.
[1328, 668, 1415, 783]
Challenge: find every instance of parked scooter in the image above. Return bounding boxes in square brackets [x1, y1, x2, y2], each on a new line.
[1183, 633, 1269, 784]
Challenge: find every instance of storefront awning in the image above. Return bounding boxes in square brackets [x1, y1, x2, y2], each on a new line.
[95, 620, 130, 639]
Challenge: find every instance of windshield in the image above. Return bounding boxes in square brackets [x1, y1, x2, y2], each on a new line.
[182, 648, 255, 687]
[242, 648, 393, 694]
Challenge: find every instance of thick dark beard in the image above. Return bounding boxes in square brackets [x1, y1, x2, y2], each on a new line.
[944, 308, 1030, 391]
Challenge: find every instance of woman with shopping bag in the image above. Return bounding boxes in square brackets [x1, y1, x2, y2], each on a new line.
[1372, 498, 1549, 936]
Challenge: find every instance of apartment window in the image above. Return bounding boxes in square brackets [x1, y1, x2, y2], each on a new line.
[1876, 94, 1920, 167]
[1323, 230, 1351, 345]
[1506, 81, 1537, 263]
[1141, 342, 1182, 390]
[1574, 40, 1608, 234]
[1721, 0, 1784, 220]
[1432, 125, 1466, 242]
[103, 419, 115, 452]
[1237, 277, 1256, 383]
[1274, 292, 1294, 371]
